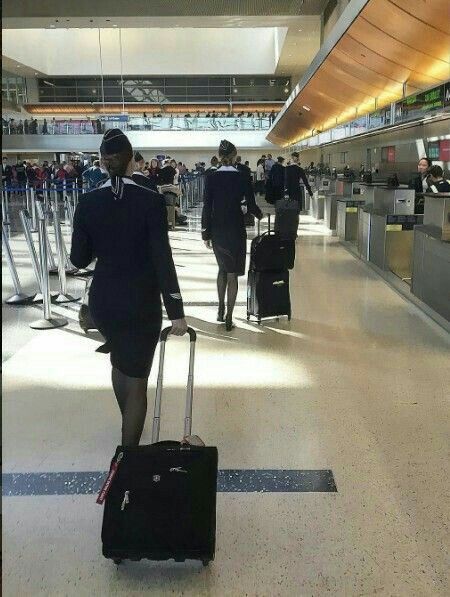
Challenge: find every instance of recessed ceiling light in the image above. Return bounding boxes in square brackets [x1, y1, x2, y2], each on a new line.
[50, 24, 55, 28]
[302, 105, 311, 111]
[113, 24, 118, 27]
[298, 29, 302, 32]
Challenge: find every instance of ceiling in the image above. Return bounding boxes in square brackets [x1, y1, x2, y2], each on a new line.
[2, 0, 329, 20]
[2, 1, 327, 80]
[268, 0, 450, 146]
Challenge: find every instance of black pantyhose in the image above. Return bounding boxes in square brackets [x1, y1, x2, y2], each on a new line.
[111, 367, 148, 447]
[226, 273, 238, 318]
[217, 270, 227, 310]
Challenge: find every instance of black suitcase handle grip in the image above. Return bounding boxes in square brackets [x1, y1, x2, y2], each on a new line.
[160, 326, 197, 343]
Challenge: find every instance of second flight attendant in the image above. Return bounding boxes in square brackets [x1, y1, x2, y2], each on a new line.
[202, 139, 263, 331]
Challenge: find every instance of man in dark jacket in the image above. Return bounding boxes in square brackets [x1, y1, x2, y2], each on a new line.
[285, 152, 313, 210]
[235, 155, 252, 181]
[267, 156, 285, 204]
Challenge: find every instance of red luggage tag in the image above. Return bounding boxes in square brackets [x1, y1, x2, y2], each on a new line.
[96, 452, 123, 505]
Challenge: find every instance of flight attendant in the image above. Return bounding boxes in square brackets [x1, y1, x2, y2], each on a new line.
[202, 139, 263, 331]
[71, 129, 187, 447]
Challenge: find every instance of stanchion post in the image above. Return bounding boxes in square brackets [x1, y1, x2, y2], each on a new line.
[2, 223, 35, 304]
[51, 189, 79, 303]
[19, 209, 44, 301]
[30, 215, 68, 330]
[35, 200, 58, 274]
[30, 186, 38, 232]
[2, 188, 11, 226]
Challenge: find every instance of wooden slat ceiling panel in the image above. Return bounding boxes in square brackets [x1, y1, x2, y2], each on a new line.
[350, 19, 449, 78]
[389, 0, 450, 35]
[363, 0, 450, 60]
[268, 0, 450, 146]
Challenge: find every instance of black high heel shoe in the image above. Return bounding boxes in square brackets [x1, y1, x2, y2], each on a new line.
[225, 314, 235, 331]
[217, 305, 225, 322]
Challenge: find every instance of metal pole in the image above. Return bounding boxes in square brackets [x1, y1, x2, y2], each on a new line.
[35, 200, 58, 274]
[30, 186, 38, 232]
[2, 223, 35, 304]
[2, 188, 11, 226]
[98, 28, 105, 107]
[51, 189, 79, 303]
[20, 209, 44, 301]
[30, 215, 68, 329]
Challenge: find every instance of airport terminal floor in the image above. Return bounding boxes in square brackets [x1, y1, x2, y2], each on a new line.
[3, 206, 450, 596]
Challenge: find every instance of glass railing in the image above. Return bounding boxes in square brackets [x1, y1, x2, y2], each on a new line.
[2, 115, 274, 135]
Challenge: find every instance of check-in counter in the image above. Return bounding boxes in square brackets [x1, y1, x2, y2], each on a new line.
[319, 178, 333, 194]
[311, 191, 324, 220]
[324, 194, 338, 234]
[337, 198, 366, 241]
[372, 187, 415, 215]
[422, 193, 450, 241]
[369, 213, 423, 280]
[335, 179, 362, 198]
[410, 193, 450, 321]
[412, 225, 450, 321]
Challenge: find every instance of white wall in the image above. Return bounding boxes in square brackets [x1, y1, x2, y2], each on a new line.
[3, 28, 281, 75]
[2, 130, 279, 154]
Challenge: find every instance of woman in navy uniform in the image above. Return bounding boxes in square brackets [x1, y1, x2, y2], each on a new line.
[202, 139, 262, 330]
[71, 129, 187, 447]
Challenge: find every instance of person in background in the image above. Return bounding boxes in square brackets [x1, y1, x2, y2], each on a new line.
[41, 161, 52, 182]
[265, 154, 276, 175]
[285, 152, 313, 211]
[170, 159, 180, 185]
[2, 157, 13, 188]
[178, 161, 187, 176]
[132, 155, 157, 191]
[235, 155, 252, 181]
[206, 156, 219, 175]
[148, 158, 161, 190]
[255, 158, 266, 196]
[42, 119, 48, 134]
[14, 160, 27, 189]
[202, 139, 263, 331]
[426, 165, 450, 193]
[64, 160, 76, 180]
[82, 159, 108, 190]
[409, 157, 432, 193]
[244, 160, 250, 168]
[267, 156, 285, 204]
[158, 158, 177, 186]
[71, 129, 187, 447]
[269, 110, 276, 125]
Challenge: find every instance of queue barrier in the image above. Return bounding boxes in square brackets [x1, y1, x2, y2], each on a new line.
[2, 223, 35, 305]
[30, 213, 68, 330]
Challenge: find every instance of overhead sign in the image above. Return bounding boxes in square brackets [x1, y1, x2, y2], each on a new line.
[99, 115, 129, 122]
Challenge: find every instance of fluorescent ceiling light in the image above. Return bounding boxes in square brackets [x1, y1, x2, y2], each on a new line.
[302, 105, 311, 111]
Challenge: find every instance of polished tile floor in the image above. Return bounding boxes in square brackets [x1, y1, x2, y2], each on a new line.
[2, 207, 450, 596]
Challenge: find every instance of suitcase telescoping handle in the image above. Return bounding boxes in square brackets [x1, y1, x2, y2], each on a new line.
[152, 326, 197, 444]
[257, 213, 271, 236]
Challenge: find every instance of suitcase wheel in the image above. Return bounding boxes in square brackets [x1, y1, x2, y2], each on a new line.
[202, 560, 210, 567]
[113, 559, 122, 566]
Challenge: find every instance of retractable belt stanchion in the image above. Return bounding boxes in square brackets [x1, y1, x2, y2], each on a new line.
[35, 200, 58, 275]
[2, 187, 11, 227]
[20, 209, 51, 304]
[30, 214, 68, 330]
[30, 186, 38, 232]
[2, 223, 35, 305]
[50, 188, 80, 303]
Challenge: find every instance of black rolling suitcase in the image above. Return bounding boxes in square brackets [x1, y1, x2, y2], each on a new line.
[99, 327, 218, 567]
[250, 215, 295, 271]
[274, 196, 300, 240]
[247, 216, 292, 324]
[247, 269, 291, 323]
